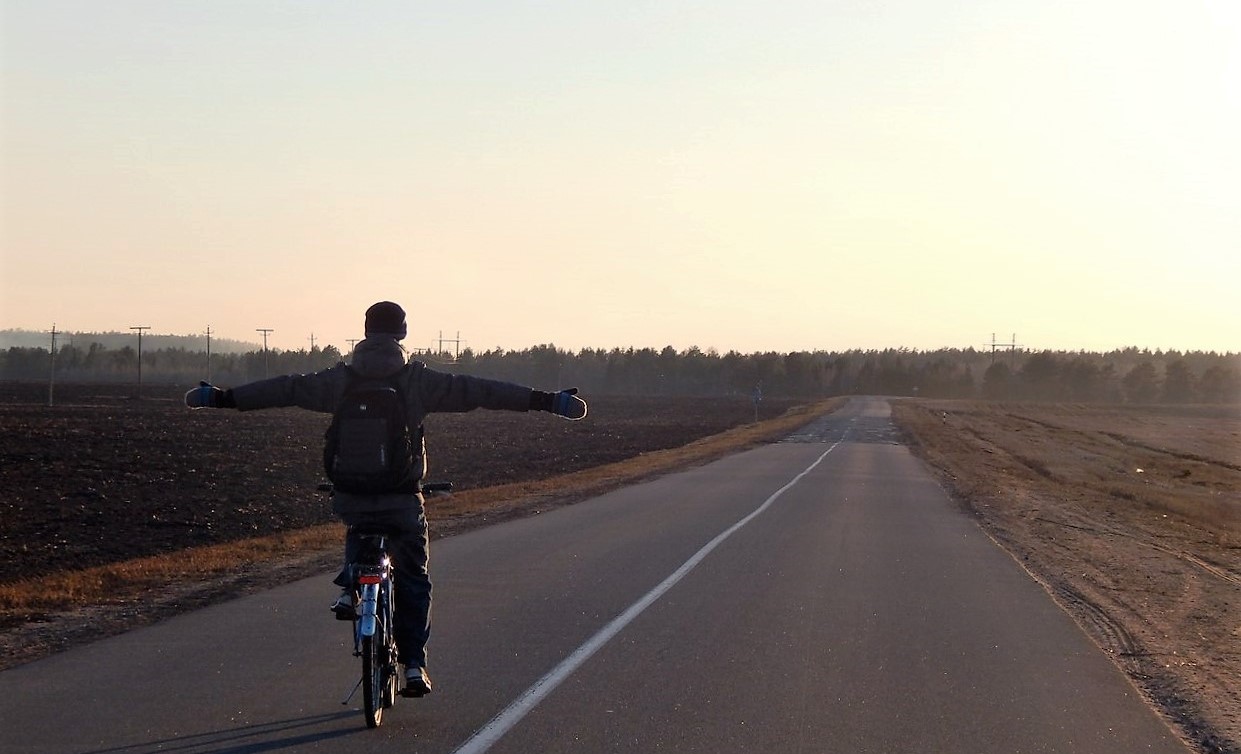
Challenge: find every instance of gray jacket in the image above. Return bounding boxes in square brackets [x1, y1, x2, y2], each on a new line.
[230, 337, 533, 513]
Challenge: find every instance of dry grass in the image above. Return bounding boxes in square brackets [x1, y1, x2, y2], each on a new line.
[0, 399, 842, 667]
[891, 400, 1241, 754]
[0, 526, 343, 615]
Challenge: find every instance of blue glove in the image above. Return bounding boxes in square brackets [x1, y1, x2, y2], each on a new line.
[185, 381, 224, 409]
[551, 388, 587, 420]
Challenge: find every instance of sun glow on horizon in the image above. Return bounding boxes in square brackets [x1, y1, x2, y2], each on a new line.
[2, 0, 1237, 355]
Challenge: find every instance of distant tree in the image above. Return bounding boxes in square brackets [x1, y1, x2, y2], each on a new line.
[632, 347, 661, 393]
[868, 349, 915, 395]
[1063, 356, 1108, 402]
[1198, 364, 1241, 404]
[781, 351, 816, 396]
[57, 343, 83, 373]
[1160, 359, 1197, 403]
[527, 344, 563, 387]
[828, 354, 854, 394]
[654, 346, 678, 393]
[748, 352, 786, 395]
[680, 346, 719, 394]
[982, 361, 1013, 400]
[1096, 363, 1123, 403]
[111, 346, 137, 374]
[0, 347, 47, 380]
[1122, 361, 1160, 404]
[854, 358, 876, 395]
[1019, 351, 1062, 400]
[82, 342, 105, 372]
[953, 365, 977, 398]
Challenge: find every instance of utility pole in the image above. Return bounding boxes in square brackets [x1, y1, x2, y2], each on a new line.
[984, 332, 1021, 365]
[206, 325, 212, 383]
[437, 330, 462, 361]
[130, 326, 151, 397]
[309, 332, 317, 351]
[256, 328, 273, 379]
[48, 324, 57, 407]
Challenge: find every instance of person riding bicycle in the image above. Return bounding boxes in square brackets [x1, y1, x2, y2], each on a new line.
[184, 301, 588, 697]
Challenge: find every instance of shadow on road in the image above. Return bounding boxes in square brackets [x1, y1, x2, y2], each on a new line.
[78, 711, 361, 754]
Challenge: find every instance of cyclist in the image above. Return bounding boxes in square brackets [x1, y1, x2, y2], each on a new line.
[185, 301, 587, 696]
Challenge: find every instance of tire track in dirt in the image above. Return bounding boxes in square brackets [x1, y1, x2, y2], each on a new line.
[891, 399, 1241, 754]
[1146, 544, 1241, 589]
[1033, 514, 1241, 589]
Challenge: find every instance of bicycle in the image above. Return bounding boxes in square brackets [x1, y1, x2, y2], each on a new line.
[332, 481, 452, 728]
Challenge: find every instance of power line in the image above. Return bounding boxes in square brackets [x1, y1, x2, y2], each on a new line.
[48, 324, 57, 407]
[437, 330, 463, 362]
[130, 326, 151, 397]
[984, 332, 1022, 365]
[256, 328, 273, 378]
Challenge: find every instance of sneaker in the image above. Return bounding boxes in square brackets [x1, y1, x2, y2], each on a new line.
[330, 590, 355, 620]
[402, 666, 432, 697]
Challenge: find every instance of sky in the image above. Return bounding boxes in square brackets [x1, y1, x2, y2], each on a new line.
[2, 0, 1238, 356]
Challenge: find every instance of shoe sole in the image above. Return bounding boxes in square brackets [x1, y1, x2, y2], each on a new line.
[401, 673, 432, 698]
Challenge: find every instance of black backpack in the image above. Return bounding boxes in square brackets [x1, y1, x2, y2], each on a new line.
[323, 368, 417, 494]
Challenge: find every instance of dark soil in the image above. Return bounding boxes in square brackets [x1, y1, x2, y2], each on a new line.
[0, 382, 798, 584]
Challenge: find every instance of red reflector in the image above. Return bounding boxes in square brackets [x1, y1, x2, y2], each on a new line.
[358, 575, 382, 584]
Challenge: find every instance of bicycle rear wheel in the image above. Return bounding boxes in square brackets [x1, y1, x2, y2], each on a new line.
[361, 633, 384, 728]
[362, 584, 399, 726]
[381, 630, 399, 709]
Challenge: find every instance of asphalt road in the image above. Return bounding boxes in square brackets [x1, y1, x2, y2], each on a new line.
[1, 397, 1189, 753]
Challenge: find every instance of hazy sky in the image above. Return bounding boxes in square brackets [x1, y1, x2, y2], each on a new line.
[2, 1, 1238, 355]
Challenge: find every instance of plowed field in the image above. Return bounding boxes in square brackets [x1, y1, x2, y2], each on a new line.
[1, 382, 799, 582]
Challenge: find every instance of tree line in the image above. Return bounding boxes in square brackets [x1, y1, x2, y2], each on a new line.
[0, 328, 256, 354]
[0, 342, 344, 387]
[2, 341, 1238, 404]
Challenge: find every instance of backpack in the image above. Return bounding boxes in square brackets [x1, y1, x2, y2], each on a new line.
[323, 368, 417, 494]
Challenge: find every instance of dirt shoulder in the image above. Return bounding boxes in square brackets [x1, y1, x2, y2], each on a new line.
[891, 400, 1241, 754]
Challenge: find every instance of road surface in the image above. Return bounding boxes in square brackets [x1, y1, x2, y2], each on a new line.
[1, 397, 1189, 753]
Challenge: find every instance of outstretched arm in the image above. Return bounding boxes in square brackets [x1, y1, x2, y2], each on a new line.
[528, 387, 588, 420]
[184, 382, 236, 408]
[184, 366, 342, 413]
[419, 365, 587, 420]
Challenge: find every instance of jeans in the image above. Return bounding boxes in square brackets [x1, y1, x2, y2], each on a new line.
[333, 506, 432, 669]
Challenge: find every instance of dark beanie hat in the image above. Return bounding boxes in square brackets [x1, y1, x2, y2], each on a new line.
[364, 301, 407, 341]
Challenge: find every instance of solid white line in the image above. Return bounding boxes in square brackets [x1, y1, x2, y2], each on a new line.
[451, 434, 848, 754]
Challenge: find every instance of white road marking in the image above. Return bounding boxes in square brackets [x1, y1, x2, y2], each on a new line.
[451, 432, 849, 754]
